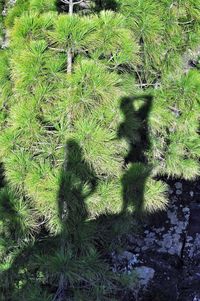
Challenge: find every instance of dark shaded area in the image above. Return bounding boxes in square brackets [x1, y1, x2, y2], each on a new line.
[118, 95, 153, 215]
[92, 0, 119, 11]
[56, 0, 119, 13]
[55, 0, 68, 13]
[0, 163, 5, 188]
[56, 0, 91, 14]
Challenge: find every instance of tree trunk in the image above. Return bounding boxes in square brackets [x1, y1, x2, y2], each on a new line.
[68, 0, 73, 16]
[67, 0, 73, 74]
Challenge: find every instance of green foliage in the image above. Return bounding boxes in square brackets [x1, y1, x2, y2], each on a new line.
[149, 70, 200, 179]
[0, 187, 38, 237]
[0, 0, 199, 300]
[122, 163, 168, 213]
[29, 0, 57, 12]
[4, 0, 29, 27]
[5, 0, 56, 27]
[118, 0, 200, 82]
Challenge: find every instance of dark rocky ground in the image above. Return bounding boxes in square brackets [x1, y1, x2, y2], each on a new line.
[111, 179, 200, 301]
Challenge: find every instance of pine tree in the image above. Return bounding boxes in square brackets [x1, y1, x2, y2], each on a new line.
[0, 0, 199, 300]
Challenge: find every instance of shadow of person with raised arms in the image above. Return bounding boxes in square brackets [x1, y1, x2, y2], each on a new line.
[118, 95, 153, 217]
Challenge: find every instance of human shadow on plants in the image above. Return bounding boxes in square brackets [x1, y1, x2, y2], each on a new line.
[93, 94, 154, 258]
[0, 98, 153, 300]
[0, 140, 110, 300]
[118, 95, 153, 216]
[58, 138, 97, 247]
[50, 139, 104, 300]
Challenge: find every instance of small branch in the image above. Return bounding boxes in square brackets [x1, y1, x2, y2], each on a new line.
[52, 273, 67, 301]
[49, 47, 66, 52]
[67, 48, 72, 74]
[177, 19, 194, 25]
[135, 83, 161, 88]
[134, 68, 143, 89]
[60, 0, 84, 5]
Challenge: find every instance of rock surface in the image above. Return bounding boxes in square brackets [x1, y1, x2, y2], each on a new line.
[112, 179, 200, 301]
[135, 266, 155, 286]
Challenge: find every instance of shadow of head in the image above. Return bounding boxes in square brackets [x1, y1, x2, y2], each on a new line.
[120, 95, 153, 117]
[63, 139, 83, 165]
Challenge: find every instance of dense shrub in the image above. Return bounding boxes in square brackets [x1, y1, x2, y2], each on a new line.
[0, 0, 199, 300]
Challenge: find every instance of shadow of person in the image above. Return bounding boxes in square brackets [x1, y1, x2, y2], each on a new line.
[94, 95, 153, 254]
[118, 95, 153, 217]
[0, 139, 99, 301]
[58, 139, 97, 249]
[54, 139, 98, 300]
